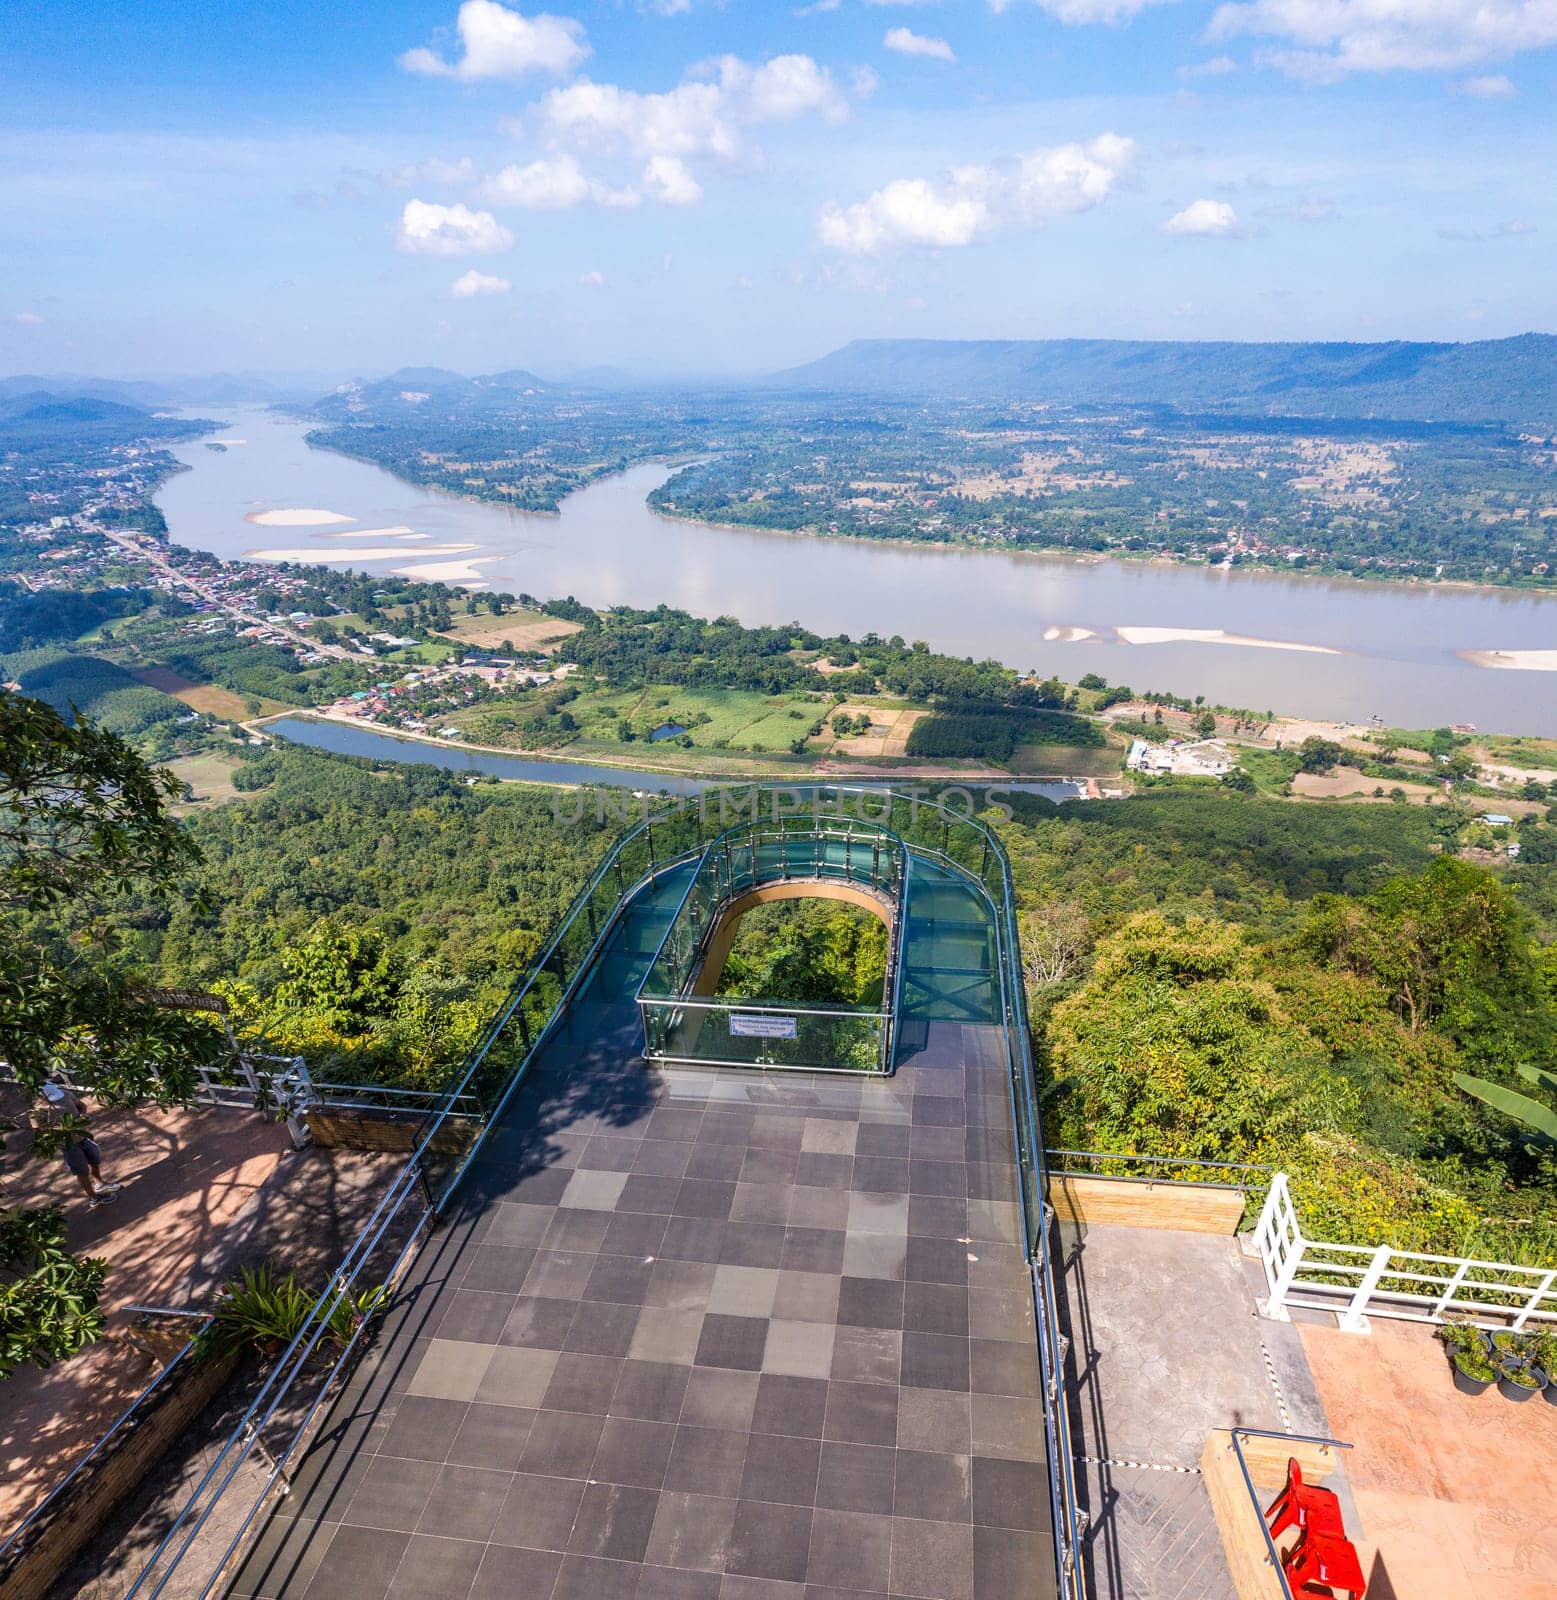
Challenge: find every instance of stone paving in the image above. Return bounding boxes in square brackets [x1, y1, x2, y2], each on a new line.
[228, 987, 1057, 1600]
[1057, 1224, 1338, 1600]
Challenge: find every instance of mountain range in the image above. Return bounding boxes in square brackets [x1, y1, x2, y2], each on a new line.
[767, 334, 1557, 428]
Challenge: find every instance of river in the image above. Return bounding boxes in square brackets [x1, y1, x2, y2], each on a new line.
[262, 715, 1083, 803]
[156, 407, 1557, 735]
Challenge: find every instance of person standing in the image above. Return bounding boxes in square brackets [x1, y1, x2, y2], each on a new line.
[39, 1077, 123, 1209]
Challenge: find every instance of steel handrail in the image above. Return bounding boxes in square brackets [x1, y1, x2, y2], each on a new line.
[1227, 1426, 1353, 1600]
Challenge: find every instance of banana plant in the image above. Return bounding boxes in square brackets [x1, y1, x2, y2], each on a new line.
[1453, 1063, 1557, 1147]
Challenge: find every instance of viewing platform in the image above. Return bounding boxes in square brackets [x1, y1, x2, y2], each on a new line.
[211, 793, 1072, 1600]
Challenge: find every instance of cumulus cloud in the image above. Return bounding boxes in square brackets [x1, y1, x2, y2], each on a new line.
[396, 198, 515, 255]
[884, 27, 957, 61]
[13, 311, 44, 326]
[580, 269, 606, 286]
[1161, 198, 1241, 236]
[642, 154, 704, 205]
[819, 132, 1135, 254]
[401, 1, 588, 81]
[452, 269, 512, 297]
[1460, 72, 1518, 96]
[1207, 0, 1557, 78]
[534, 53, 849, 163]
[483, 152, 639, 208]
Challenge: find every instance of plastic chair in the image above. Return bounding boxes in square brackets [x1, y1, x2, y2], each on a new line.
[1282, 1528, 1368, 1598]
[1266, 1458, 1346, 1542]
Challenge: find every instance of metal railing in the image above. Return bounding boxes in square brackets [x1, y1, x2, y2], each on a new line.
[1226, 1426, 1354, 1600]
[1046, 1148, 1274, 1193]
[1255, 1170, 1557, 1333]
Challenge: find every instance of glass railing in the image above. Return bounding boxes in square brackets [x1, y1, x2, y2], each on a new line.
[635, 811, 905, 1075]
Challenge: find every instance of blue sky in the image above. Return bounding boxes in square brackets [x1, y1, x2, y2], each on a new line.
[2, 0, 1552, 377]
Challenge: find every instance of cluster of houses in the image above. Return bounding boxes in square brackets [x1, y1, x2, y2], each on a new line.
[330, 658, 573, 736]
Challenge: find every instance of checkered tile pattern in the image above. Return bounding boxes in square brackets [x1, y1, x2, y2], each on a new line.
[228, 1000, 1056, 1600]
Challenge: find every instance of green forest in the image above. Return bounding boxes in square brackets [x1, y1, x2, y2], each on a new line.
[1003, 790, 1557, 1264]
[714, 900, 889, 1009]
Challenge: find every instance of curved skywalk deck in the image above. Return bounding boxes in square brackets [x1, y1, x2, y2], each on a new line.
[229, 857, 1056, 1600]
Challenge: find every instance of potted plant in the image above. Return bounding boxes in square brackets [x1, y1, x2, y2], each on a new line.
[1437, 1324, 1497, 1396]
[1529, 1331, 1557, 1407]
[1495, 1360, 1548, 1403]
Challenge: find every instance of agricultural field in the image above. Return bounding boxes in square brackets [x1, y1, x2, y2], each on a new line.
[165, 751, 248, 811]
[432, 608, 583, 652]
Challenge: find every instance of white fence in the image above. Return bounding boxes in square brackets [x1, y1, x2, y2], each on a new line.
[1254, 1171, 1557, 1334]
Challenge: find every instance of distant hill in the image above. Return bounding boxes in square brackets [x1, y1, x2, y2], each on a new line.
[309, 365, 554, 419]
[0, 390, 214, 455]
[768, 334, 1557, 427]
[0, 374, 170, 408]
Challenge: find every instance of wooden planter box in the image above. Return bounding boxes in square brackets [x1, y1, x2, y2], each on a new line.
[0, 1343, 243, 1600]
[1047, 1173, 1247, 1235]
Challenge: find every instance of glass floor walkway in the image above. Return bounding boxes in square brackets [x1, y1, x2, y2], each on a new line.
[228, 853, 1055, 1600]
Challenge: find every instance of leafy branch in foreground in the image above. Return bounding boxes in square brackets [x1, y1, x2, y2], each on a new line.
[0, 1206, 108, 1380]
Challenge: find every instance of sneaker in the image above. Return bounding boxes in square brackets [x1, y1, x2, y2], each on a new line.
[88, 1194, 117, 1209]
[97, 1182, 123, 1195]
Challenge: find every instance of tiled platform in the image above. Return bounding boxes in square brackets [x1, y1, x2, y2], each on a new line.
[228, 865, 1055, 1600]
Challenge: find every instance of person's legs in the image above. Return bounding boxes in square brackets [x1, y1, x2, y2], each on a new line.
[64, 1141, 98, 1199]
[82, 1138, 120, 1196]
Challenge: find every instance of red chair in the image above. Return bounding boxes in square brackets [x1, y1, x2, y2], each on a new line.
[1266, 1458, 1346, 1543]
[1282, 1528, 1368, 1598]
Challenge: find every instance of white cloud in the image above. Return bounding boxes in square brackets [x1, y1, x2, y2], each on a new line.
[580, 269, 606, 287]
[534, 53, 848, 163]
[401, 1, 588, 81]
[884, 27, 957, 61]
[642, 154, 704, 205]
[482, 152, 639, 208]
[13, 311, 44, 326]
[991, 0, 1176, 23]
[819, 132, 1135, 254]
[1161, 198, 1241, 236]
[396, 198, 514, 255]
[1460, 72, 1518, 96]
[1207, 0, 1557, 78]
[452, 269, 512, 297]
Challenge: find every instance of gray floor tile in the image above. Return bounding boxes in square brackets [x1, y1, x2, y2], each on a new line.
[806, 1508, 892, 1592]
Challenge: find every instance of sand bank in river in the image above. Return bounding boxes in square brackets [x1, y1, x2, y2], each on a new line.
[246, 543, 478, 563]
[1458, 649, 1557, 672]
[319, 526, 420, 540]
[392, 556, 499, 583]
[244, 508, 355, 527]
[1115, 626, 1342, 655]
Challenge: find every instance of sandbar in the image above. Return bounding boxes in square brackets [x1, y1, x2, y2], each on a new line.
[245, 543, 478, 563]
[320, 526, 420, 540]
[1116, 626, 1341, 655]
[1043, 625, 1099, 643]
[1458, 648, 1557, 672]
[244, 508, 356, 527]
[393, 557, 499, 584]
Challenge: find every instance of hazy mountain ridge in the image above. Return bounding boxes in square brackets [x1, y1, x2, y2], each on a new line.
[770, 334, 1557, 427]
